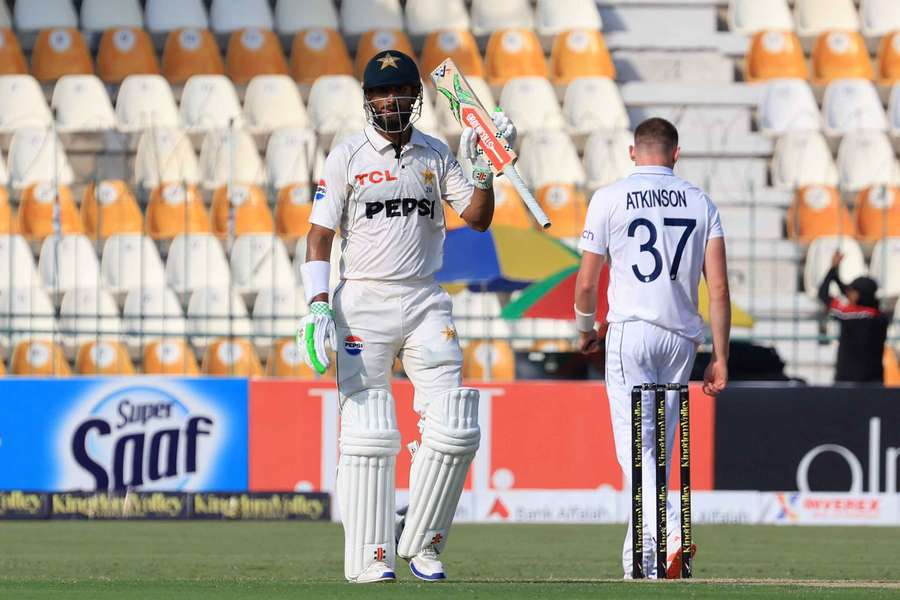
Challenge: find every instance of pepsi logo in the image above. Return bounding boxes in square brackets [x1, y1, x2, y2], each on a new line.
[314, 179, 327, 201]
[344, 336, 363, 355]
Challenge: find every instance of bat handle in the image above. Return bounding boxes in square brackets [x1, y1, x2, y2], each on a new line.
[502, 165, 551, 229]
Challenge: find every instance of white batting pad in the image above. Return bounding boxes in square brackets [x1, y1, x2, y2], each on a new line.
[338, 389, 402, 581]
[397, 387, 480, 558]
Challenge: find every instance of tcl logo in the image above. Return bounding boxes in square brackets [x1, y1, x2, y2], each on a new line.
[354, 170, 398, 186]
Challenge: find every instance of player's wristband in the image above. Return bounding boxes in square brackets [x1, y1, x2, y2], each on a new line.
[574, 304, 596, 333]
[471, 163, 493, 190]
[300, 260, 330, 304]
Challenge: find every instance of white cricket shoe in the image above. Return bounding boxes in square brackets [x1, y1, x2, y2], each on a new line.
[353, 561, 396, 584]
[408, 546, 446, 581]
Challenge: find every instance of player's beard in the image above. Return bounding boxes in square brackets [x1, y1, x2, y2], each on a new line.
[365, 95, 421, 134]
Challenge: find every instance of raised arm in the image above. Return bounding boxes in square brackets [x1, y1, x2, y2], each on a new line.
[702, 237, 730, 395]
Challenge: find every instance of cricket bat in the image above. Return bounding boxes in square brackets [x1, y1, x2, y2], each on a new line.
[430, 58, 551, 229]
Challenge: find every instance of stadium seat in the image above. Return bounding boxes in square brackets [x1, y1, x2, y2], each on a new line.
[59, 287, 123, 356]
[144, 0, 208, 34]
[884, 346, 900, 384]
[728, 0, 794, 35]
[266, 337, 319, 378]
[122, 286, 188, 354]
[822, 78, 886, 136]
[877, 32, 900, 86]
[745, 30, 808, 82]
[717, 205, 785, 240]
[435, 75, 495, 141]
[869, 237, 900, 298]
[562, 77, 627, 137]
[757, 78, 821, 136]
[803, 235, 867, 298]
[253, 286, 307, 349]
[536, 0, 601, 40]
[794, 0, 860, 39]
[340, 0, 404, 36]
[811, 31, 873, 85]
[0, 2, 8, 28]
[289, 28, 354, 86]
[210, 184, 274, 238]
[7, 128, 74, 190]
[201, 337, 263, 376]
[81, 180, 143, 240]
[836, 131, 898, 192]
[96, 27, 159, 84]
[145, 184, 211, 241]
[0, 189, 13, 234]
[165, 234, 231, 294]
[9, 340, 70, 376]
[0, 235, 40, 289]
[406, 0, 469, 36]
[307, 75, 367, 137]
[462, 340, 515, 380]
[516, 130, 585, 189]
[487, 178, 533, 230]
[179, 75, 244, 132]
[134, 128, 200, 190]
[265, 127, 321, 190]
[230, 235, 293, 294]
[116, 75, 181, 132]
[13, 0, 77, 32]
[485, 28, 548, 87]
[161, 28, 225, 84]
[51, 74, 117, 132]
[771, 131, 839, 191]
[210, 0, 273, 33]
[786, 185, 855, 242]
[100, 234, 167, 295]
[0, 28, 27, 74]
[471, 0, 534, 37]
[536, 183, 587, 239]
[275, 0, 338, 35]
[38, 234, 101, 294]
[887, 83, 900, 136]
[420, 30, 484, 80]
[31, 28, 93, 82]
[199, 129, 266, 190]
[0, 286, 56, 352]
[244, 75, 309, 133]
[855, 185, 900, 241]
[274, 184, 313, 242]
[142, 339, 199, 375]
[498, 77, 563, 139]
[860, 0, 900, 40]
[583, 129, 633, 192]
[225, 27, 288, 85]
[80, 0, 143, 35]
[550, 29, 615, 86]
[17, 183, 82, 242]
[353, 29, 415, 81]
[187, 287, 252, 351]
[0, 75, 53, 132]
[75, 340, 135, 375]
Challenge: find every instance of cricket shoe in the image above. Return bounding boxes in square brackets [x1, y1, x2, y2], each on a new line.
[353, 561, 396, 584]
[408, 545, 446, 581]
[666, 544, 697, 579]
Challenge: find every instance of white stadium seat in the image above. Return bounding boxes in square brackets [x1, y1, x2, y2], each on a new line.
[116, 75, 181, 132]
[340, 0, 403, 36]
[252, 285, 307, 350]
[134, 128, 200, 189]
[583, 129, 632, 192]
[794, 0, 859, 38]
[186, 286, 252, 350]
[676, 158, 768, 196]
[471, 0, 533, 37]
[0, 2, 10, 28]
[180, 75, 244, 133]
[563, 77, 628, 136]
[836, 131, 899, 192]
[122, 286, 186, 350]
[405, 0, 469, 36]
[14, 0, 77, 31]
[718, 206, 785, 239]
[0, 286, 56, 352]
[59, 287, 123, 356]
[516, 130, 585, 189]
[7, 128, 74, 190]
[888, 84, 900, 137]
[803, 235, 867, 298]
[0, 75, 53, 133]
[199, 129, 266, 190]
[0, 149, 7, 186]
[144, 0, 208, 33]
[230, 234, 295, 294]
[822, 79, 887, 137]
[210, 0, 273, 33]
[51, 75, 117, 132]
[275, 0, 338, 34]
[243, 75, 309, 133]
[165, 233, 231, 294]
[265, 127, 322, 190]
[414, 84, 441, 138]
[728, 0, 794, 35]
[860, 0, 900, 39]
[80, 0, 143, 34]
[771, 131, 839, 191]
[100, 234, 167, 295]
[870, 237, 900, 298]
[757, 78, 821, 136]
[499, 77, 564, 138]
[307, 75, 367, 137]
[38, 234, 101, 295]
[436, 76, 495, 142]
[535, 0, 601, 38]
[0, 234, 40, 289]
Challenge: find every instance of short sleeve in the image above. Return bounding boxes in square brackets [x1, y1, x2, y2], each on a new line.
[441, 153, 474, 216]
[578, 189, 610, 255]
[309, 146, 348, 231]
[705, 195, 724, 239]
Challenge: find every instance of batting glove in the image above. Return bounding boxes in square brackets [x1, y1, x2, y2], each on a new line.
[459, 109, 517, 189]
[296, 301, 336, 375]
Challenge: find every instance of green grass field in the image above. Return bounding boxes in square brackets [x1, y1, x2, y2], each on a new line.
[1, 522, 898, 599]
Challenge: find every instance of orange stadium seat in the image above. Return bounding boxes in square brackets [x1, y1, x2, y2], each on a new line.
[745, 30, 808, 82]
[226, 27, 288, 85]
[876, 32, 900, 86]
[75, 341, 136, 375]
[96, 27, 159, 84]
[17, 183, 84, 242]
[266, 337, 321, 378]
[354, 29, 416, 80]
[10, 340, 71, 376]
[491, 179, 533, 230]
[274, 184, 313, 243]
[290, 28, 354, 85]
[202, 337, 264, 376]
[485, 28, 548, 87]
[145, 183, 212, 241]
[0, 28, 28, 75]
[444, 203, 467, 230]
[142, 339, 200, 375]
[787, 185, 856, 243]
[0, 356, 5, 375]
[80, 180, 143, 240]
[0, 188, 14, 233]
[210, 184, 274, 238]
[161, 28, 224, 84]
[462, 340, 515, 380]
[420, 30, 484, 79]
[31, 27, 93, 82]
[550, 29, 615, 86]
[537, 183, 587, 239]
[885, 346, 900, 387]
[811, 30, 873, 85]
[855, 185, 900, 241]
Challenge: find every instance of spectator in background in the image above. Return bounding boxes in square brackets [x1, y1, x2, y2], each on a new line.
[818, 251, 889, 383]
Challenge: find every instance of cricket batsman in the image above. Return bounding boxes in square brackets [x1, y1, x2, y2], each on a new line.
[297, 50, 516, 583]
[574, 118, 731, 578]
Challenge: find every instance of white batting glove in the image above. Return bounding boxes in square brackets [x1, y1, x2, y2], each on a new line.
[459, 109, 517, 189]
[296, 301, 336, 375]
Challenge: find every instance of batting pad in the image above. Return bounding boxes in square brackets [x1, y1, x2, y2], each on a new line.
[397, 388, 480, 559]
[338, 389, 402, 581]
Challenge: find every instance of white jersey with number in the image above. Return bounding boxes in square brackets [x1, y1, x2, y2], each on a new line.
[310, 125, 474, 281]
[579, 165, 724, 343]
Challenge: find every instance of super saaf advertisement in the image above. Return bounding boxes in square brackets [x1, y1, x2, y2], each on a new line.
[0, 378, 248, 492]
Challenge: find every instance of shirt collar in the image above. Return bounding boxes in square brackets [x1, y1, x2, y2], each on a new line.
[365, 125, 430, 153]
[630, 165, 675, 176]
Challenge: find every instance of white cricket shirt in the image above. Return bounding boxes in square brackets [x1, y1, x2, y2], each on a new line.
[579, 165, 724, 343]
[310, 125, 474, 281]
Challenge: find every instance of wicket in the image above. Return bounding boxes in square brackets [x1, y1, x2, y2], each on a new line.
[630, 383, 692, 579]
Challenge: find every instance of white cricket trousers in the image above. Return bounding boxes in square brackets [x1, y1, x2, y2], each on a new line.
[604, 320, 698, 578]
